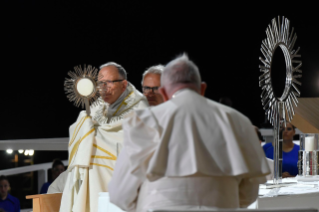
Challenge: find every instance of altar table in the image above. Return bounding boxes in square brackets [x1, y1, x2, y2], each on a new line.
[257, 180, 319, 210]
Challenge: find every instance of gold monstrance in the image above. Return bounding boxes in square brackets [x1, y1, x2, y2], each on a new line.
[64, 65, 100, 116]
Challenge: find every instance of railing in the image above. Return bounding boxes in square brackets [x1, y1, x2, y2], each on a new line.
[0, 159, 68, 212]
[0, 129, 302, 150]
[0, 160, 68, 193]
[0, 137, 68, 150]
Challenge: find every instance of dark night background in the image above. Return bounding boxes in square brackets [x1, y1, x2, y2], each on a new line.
[1, 1, 319, 208]
[2, 1, 319, 140]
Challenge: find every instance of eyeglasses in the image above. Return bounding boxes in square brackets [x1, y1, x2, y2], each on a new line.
[142, 86, 159, 93]
[97, 79, 124, 87]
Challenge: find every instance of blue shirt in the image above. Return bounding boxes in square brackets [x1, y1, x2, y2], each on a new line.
[40, 181, 52, 194]
[263, 142, 300, 176]
[0, 193, 20, 212]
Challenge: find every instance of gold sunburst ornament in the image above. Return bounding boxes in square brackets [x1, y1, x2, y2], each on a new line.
[259, 16, 302, 184]
[64, 65, 100, 116]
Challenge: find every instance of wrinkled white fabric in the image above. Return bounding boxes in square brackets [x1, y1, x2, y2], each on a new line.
[48, 171, 68, 194]
[109, 89, 270, 212]
[58, 114, 94, 212]
[49, 83, 148, 212]
[126, 89, 270, 180]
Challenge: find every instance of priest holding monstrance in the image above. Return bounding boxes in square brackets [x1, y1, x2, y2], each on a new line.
[48, 62, 148, 212]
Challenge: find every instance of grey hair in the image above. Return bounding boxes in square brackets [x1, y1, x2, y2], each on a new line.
[99, 62, 127, 80]
[161, 54, 201, 88]
[141, 64, 164, 85]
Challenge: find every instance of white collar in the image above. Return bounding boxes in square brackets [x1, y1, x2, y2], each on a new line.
[171, 88, 192, 99]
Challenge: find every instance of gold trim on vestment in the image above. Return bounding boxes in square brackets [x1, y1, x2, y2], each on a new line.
[92, 144, 117, 160]
[90, 163, 114, 171]
[69, 116, 90, 147]
[116, 100, 140, 117]
[112, 91, 134, 116]
[69, 128, 95, 166]
[91, 155, 115, 160]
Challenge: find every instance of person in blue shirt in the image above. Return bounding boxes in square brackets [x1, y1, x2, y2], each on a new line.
[0, 175, 20, 212]
[263, 122, 299, 178]
[40, 159, 65, 194]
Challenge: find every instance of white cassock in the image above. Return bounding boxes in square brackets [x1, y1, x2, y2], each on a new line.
[109, 89, 270, 212]
[48, 83, 148, 212]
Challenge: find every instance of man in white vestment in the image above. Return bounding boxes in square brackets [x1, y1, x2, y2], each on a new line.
[48, 62, 148, 212]
[141, 65, 164, 106]
[109, 54, 270, 212]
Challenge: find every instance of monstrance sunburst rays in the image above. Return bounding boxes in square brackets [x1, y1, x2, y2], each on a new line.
[259, 16, 302, 126]
[64, 64, 101, 115]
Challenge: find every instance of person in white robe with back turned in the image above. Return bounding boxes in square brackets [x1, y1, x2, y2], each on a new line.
[48, 62, 148, 212]
[109, 54, 270, 212]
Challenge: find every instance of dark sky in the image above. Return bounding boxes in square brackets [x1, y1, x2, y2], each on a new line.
[2, 1, 319, 140]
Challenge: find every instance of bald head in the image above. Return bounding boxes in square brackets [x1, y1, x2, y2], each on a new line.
[99, 62, 127, 80]
[159, 54, 206, 101]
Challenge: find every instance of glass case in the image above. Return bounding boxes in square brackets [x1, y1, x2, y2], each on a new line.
[298, 133, 319, 176]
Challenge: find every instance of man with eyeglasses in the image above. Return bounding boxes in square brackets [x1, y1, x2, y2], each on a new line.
[49, 62, 148, 212]
[141, 65, 164, 106]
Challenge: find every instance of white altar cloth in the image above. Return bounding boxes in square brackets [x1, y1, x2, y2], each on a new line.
[97, 181, 319, 211]
[98, 192, 124, 212]
[257, 180, 319, 210]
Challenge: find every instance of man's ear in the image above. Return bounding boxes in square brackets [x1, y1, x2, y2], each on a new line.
[122, 80, 128, 91]
[159, 87, 169, 102]
[200, 82, 207, 96]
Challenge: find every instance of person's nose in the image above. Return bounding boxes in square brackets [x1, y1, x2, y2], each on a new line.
[101, 87, 111, 93]
[146, 92, 154, 96]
